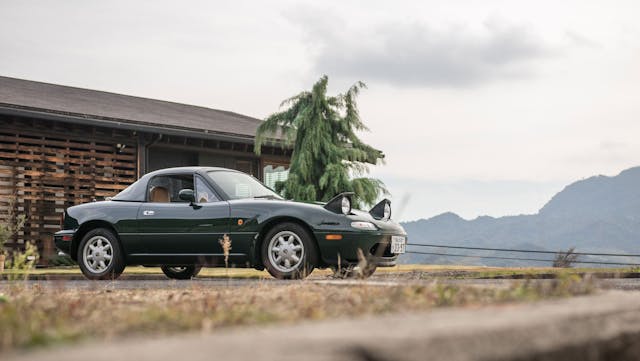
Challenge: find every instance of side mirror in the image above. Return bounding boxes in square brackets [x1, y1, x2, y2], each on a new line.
[178, 189, 195, 203]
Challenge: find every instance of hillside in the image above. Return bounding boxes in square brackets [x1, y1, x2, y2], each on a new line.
[400, 166, 640, 266]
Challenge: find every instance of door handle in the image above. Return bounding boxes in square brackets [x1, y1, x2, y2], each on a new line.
[143, 210, 155, 216]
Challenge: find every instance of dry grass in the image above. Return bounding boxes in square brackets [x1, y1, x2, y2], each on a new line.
[0, 274, 593, 352]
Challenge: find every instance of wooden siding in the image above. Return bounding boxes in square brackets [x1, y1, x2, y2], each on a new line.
[0, 116, 137, 261]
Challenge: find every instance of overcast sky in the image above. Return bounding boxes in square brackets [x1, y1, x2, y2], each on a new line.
[2, 0, 639, 221]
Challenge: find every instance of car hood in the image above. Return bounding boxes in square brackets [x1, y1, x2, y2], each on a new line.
[230, 197, 406, 235]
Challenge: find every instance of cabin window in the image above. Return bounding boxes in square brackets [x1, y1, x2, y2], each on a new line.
[147, 174, 194, 203]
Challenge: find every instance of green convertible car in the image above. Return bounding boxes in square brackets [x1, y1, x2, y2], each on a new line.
[54, 167, 407, 280]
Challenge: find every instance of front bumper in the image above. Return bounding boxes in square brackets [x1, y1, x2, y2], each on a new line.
[315, 231, 406, 267]
[53, 230, 76, 256]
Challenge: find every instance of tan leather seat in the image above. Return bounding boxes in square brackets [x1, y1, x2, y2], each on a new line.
[149, 186, 170, 203]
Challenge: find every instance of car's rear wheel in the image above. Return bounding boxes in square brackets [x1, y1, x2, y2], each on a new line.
[77, 228, 125, 280]
[261, 222, 317, 279]
[160, 265, 202, 280]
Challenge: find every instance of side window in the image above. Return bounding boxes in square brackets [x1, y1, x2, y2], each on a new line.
[147, 174, 194, 203]
[195, 177, 219, 203]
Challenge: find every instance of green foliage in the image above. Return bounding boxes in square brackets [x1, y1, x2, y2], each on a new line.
[7, 242, 40, 281]
[0, 197, 27, 255]
[255, 75, 387, 207]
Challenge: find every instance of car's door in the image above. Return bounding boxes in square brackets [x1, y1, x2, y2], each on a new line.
[129, 173, 230, 262]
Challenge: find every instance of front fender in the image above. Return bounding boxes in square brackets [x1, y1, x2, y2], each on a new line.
[228, 199, 348, 267]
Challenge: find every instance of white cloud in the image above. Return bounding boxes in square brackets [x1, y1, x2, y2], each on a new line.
[287, 9, 554, 87]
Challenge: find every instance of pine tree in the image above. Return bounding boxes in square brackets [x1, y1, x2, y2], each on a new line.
[255, 75, 386, 207]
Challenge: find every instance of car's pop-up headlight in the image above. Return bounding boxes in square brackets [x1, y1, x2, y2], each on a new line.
[351, 221, 377, 230]
[369, 199, 391, 220]
[324, 192, 354, 215]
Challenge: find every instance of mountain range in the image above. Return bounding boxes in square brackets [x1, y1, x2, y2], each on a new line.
[399, 166, 640, 267]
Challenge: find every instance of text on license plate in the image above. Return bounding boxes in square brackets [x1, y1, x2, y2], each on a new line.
[391, 236, 406, 254]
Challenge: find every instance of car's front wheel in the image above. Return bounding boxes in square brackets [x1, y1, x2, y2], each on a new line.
[160, 265, 202, 280]
[77, 228, 125, 280]
[261, 222, 317, 279]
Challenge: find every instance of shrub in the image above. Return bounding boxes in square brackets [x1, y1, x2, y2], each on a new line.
[0, 196, 26, 256]
[553, 247, 579, 268]
[7, 241, 40, 281]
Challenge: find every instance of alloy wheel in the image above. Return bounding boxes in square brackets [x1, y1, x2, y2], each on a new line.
[82, 235, 113, 273]
[267, 231, 305, 273]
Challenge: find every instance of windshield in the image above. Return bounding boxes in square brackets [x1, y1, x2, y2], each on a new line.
[207, 171, 283, 200]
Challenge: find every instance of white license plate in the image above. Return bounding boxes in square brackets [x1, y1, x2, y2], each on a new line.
[391, 236, 406, 254]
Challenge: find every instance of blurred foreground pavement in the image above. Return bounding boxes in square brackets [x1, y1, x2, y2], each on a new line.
[6, 291, 640, 361]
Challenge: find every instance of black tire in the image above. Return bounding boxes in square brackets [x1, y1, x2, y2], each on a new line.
[261, 222, 317, 279]
[77, 228, 125, 280]
[160, 265, 202, 280]
[331, 264, 377, 279]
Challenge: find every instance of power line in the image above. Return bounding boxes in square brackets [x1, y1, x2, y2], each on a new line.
[407, 243, 640, 258]
[406, 250, 551, 263]
[405, 250, 640, 266]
